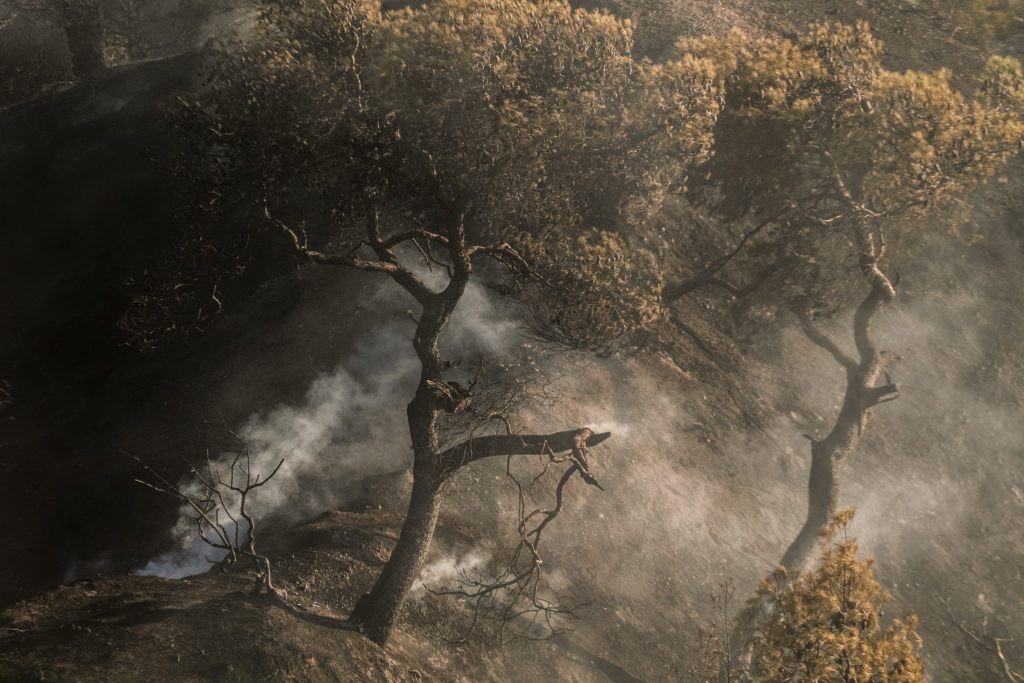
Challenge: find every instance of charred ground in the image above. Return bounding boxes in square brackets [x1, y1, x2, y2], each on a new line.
[1, 0, 1023, 681]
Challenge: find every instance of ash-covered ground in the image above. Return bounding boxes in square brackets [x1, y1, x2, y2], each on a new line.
[1, 0, 1023, 681]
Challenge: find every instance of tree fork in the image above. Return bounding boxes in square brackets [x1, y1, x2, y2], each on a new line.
[781, 267, 898, 574]
[346, 427, 610, 644]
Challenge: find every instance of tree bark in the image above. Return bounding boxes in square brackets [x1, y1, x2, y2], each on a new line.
[438, 429, 611, 474]
[779, 440, 840, 572]
[283, 202, 611, 644]
[58, 0, 105, 80]
[778, 265, 898, 573]
[347, 286, 457, 643]
[347, 426, 610, 643]
[732, 261, 898, 675]
[348, 458, 444, 643]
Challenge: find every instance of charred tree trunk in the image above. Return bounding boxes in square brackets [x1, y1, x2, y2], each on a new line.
[273, 202, 611, 645]
[779, 434, 842, 572]
[732, 229, 899, 674]
[348, 273, 463, 643]
[346, 294, 612, 643]
[58, 0, 105, 80]
[779, 240, 899, 573]
[348, 458, 444, 643]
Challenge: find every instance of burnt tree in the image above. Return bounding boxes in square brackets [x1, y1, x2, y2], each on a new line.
[166, 0, 721, 644]
[668, 26, 1023, 672]
[672, 24, 1023, 567]
[268, 203, 614, 642]
[780, 232, 899, 572]
[131, 431, 284, 595]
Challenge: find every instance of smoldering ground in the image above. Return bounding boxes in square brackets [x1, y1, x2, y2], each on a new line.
[4, 1, 1022, 679]
[137, 271, 522, 578]
[126, 202, 1024, 680]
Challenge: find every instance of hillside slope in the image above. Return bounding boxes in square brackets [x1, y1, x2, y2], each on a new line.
[1, 0, 1023, 681]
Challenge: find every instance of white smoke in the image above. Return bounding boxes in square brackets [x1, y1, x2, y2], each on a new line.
[414, 548, 491, 594]
[138, 276, 521, 578]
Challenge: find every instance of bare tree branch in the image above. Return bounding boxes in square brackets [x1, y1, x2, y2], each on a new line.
[379, 228, 449, 250]
[265, 206, 399, 274]
[799, 314, 856, 370]
[938, 597, 1024, 683]
[778, 259, 900, 575]
[438, 428, 611, 475]
[128, 436, 283, 595]
[430, 439, 605, 643]
[662, 215, 782, 302]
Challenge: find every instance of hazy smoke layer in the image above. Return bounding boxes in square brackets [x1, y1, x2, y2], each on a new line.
[138, 276, 519, 577]
[415, 548, 491, 593]
[134, 224, 1024, 682]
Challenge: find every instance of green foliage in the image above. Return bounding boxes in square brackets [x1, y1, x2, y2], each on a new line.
[750, 510, 927, 682]
[167, 11, 1022, 350]
[676, 22, 1024, 316]
[175, 0, 379, 225]
[360, 0, 719, 237]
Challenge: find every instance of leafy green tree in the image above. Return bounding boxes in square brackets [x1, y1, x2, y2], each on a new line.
[749, 509, 927, 683]
[169, 0, 720, 644]
[663, 25, 1021, 676]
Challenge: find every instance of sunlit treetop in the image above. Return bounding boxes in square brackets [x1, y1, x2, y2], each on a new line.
[514, 229, 665, 355]
[189, 0, 727, 237]
[167, 0, 726, 353]
[680, 21, 1022, 220]
[165, 11, 1023, 354]
[675, 22, 1024, 316]
[363, 0, 719, 236]
[749, 510, 927, 682]
[979, 53, 1024, 111]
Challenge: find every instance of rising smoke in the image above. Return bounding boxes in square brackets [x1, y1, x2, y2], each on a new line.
[138, 274, 520, 577]
[134, 218, 1024, 682]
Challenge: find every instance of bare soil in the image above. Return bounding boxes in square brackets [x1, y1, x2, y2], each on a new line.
[1, 0, 1023, 681]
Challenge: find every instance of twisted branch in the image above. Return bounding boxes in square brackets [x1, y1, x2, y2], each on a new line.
[129, 433, 283, 594]
[430, 432, 606, 643]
